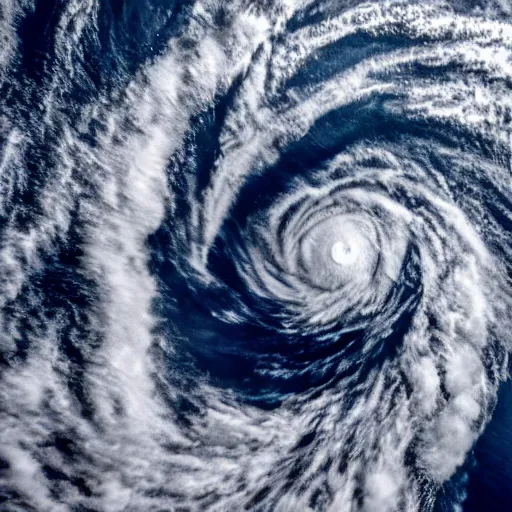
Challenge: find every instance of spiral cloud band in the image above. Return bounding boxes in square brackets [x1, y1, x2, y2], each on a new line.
[0, 0, 512, 511]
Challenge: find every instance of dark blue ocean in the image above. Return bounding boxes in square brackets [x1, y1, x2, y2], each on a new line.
[1, 0, 512, 511]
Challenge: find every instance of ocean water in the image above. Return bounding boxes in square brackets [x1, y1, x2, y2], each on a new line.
[0, 0, 512, 511]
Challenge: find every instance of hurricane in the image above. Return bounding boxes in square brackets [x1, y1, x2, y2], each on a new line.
[1, 0, 512, 511]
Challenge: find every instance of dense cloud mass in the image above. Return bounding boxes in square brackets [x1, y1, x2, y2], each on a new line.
[0, 1, 512, 511]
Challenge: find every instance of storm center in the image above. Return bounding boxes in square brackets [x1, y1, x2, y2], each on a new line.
[331, 240, 358, 265]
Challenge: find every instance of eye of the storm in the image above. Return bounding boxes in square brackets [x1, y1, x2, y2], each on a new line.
[331, 238, 359, 265]
[298, 214, 378, 291]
